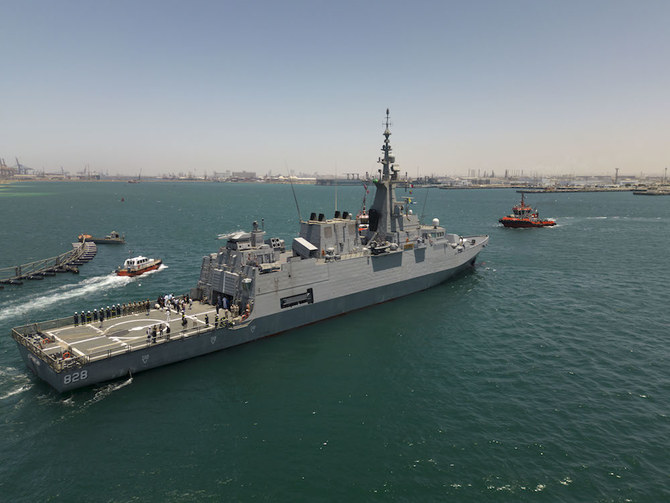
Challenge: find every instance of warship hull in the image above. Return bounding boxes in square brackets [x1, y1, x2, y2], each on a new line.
[13, 241, 484, 392]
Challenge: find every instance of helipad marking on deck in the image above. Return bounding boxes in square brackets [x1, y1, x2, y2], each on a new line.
[69, 335, 107, 345]
[128, 321, 164, 332]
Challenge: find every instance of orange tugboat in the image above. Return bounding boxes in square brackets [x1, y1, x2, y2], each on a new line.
[499, 193, 556, 228]
[116, 256, 163, 276]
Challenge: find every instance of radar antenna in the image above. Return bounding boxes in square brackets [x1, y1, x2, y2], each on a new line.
[378, 108, 397, 181]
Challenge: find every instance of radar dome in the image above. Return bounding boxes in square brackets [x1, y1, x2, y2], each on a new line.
[432, 218, 440, 228]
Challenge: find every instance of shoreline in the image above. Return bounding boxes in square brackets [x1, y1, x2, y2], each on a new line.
[0, 178, 641, 191]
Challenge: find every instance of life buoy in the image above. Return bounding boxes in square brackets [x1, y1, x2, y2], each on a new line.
[63, 351, 72, 359]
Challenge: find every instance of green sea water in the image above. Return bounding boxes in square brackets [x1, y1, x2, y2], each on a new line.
[0, 181, 668, 502]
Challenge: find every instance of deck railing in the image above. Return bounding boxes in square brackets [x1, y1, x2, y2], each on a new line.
[11, 314, 248, 373]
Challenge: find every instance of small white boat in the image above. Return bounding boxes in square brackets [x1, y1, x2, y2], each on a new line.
[116, 256, 162, 277]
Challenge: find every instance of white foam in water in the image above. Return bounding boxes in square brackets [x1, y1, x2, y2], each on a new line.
[0, 383, 34, 400]
[0, 273, 133, 323]
[84, 376, 134, 407]
[0, 367, 34, 400]
[49, 376, 134, 415]
[142, 263, 168, 276]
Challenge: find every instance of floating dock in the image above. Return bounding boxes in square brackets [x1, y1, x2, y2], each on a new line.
[0, 242, 97, 286]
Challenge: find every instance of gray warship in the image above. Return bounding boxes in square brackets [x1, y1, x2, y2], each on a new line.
[11, 110, 489, 392]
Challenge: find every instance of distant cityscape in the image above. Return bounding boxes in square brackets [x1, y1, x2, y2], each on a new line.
[1, 157, 668, 190]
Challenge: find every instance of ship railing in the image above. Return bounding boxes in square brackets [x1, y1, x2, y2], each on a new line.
[316, 249, 370, 263]
[342, 249, 370, 259]
[11, 326, 68, 373]
[12, 314, 246, 370]
[78, 321, 231, 364]
[11, 317, 78, 372]
[13, 316, 75, 334]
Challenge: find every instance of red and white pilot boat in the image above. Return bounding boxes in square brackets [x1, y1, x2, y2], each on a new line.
[116, 256, 163, 276]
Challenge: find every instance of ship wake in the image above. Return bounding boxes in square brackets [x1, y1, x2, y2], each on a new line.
[50, 376, 133, 416]
[0, 367, 34, 401]
[0, 274, 132, 324]
[88, 376, 134, 404]
[144, 263, 168, 276]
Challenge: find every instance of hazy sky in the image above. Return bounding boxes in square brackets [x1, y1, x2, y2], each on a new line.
[2, 0, 670, 177]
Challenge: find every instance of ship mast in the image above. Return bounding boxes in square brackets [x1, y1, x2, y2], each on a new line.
[367, 109, 401, 240]
[379, 108, 398, 181]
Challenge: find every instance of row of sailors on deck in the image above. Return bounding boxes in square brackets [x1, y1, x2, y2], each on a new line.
[73, 300, 153, 326]
[73, 295, 194, 327]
